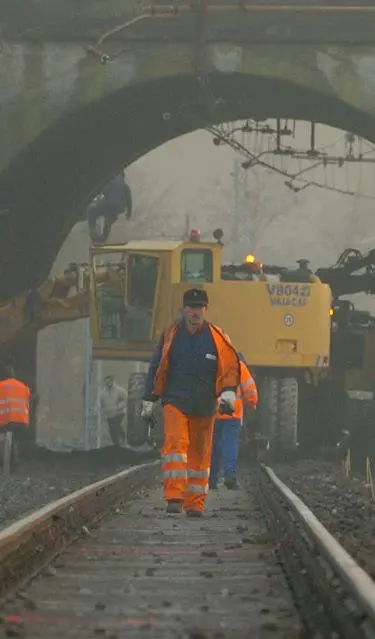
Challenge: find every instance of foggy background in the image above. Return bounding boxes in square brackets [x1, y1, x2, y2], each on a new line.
[36, 121, 375, 449]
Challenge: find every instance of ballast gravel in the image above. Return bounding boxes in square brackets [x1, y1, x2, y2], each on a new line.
[0, 469, 120, 530]
[273, 459, 375, 579]
[0, 446, 158, 529]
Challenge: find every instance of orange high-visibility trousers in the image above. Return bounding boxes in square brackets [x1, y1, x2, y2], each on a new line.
[162, 404, 215, 512]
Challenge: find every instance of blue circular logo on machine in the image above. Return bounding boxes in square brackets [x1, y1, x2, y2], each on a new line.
[284, 313, 295, 327]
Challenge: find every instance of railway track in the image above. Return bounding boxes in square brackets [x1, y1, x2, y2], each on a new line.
[0, 445, 159, 531]
[0, 462, 375, 638]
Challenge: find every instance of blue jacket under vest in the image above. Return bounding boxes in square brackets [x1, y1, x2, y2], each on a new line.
[144, 320, 219, 417]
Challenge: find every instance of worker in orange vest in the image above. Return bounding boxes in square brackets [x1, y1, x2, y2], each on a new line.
[141, 288, 240, 518]
[210, 353, 258, 490]
[0, 366, 31, 462]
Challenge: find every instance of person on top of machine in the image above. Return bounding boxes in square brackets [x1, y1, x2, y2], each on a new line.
[280, 258, 319, 283]
[243, 254, 267, 280]
[87, 171, 133, 243]
[221, 254, 266, 281]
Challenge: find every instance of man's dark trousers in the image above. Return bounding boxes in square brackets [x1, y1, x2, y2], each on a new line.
[107, 415, 125, 447]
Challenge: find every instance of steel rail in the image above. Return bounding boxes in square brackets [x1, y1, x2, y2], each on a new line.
[141, 3, 375, 13]
[2, 456, 375, 636]
[0, 460, 159, 601]
[264, 464, 375, 630]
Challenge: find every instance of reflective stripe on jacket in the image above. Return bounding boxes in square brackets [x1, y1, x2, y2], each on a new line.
[152, 322, 240, 399]
[216, 361, 258, 422]
[0, 378, 30, 427]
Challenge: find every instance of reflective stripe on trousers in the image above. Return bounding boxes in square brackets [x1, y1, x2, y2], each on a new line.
[162, 453, 187, 464]
[186, 483, 209, 494]
[186, 468, 210, 494]
[162, 404, 215, 511]
[187, 468, 209, 479]
[161, 452, 187, 481]
[163, 469, 187, 480]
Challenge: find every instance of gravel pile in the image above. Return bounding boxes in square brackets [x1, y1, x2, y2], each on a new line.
[0, 446, 159, 529]
[273, 459, 375, 579]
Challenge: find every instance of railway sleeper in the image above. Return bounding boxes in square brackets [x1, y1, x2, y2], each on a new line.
[0, 462, 374, 638]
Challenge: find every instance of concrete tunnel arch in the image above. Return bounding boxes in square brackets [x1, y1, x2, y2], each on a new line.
[0, 71, 374, 301]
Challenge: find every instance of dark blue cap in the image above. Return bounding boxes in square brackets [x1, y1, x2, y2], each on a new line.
[183, 288, 208, 307]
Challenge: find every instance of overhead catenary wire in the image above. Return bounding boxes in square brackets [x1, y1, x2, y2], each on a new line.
[207, 123, 375, 200]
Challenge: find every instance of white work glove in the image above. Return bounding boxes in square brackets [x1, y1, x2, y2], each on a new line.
[219, 390, 236, 411]
[141, 400, 154, 419]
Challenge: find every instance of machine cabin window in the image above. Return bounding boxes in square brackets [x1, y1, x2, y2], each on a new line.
[128, 255, 158, 310]
[96, 254, 158, 342]
[181, 249, 213, 283]
[125, 254, 158, 341]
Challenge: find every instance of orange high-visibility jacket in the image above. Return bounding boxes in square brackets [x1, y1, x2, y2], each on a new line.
[0, 378, 30, 427]
[216, 360, 258, 422]
[152, 322, 240, 399]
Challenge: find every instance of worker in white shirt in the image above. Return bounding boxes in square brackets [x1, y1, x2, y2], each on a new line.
[98, 375, 127, 447]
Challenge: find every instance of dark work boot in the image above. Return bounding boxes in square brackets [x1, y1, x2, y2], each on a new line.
[224, 475, 239, 490]
[166, 500, 183, 514]
[186, 510, 203, 518]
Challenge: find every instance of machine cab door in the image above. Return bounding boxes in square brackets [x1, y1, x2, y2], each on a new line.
[89, 250, 161, 360]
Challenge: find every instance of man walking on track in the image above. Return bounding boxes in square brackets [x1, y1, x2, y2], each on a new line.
[141, 288, 240, 517]
[210, 353, 258, 491]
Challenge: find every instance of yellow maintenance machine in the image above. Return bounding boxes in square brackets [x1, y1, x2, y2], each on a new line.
[87, 232, 332, 453]
[2, 234, 375, 455]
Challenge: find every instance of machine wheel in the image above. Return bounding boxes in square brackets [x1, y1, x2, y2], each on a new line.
[256, 377, 278, 461]
[278, 377, 299, 455]
[258, 376, 298, 459]
[127, 372, 149, 447]
[298, 382, 324, 456]
[258, 377, 278, 441]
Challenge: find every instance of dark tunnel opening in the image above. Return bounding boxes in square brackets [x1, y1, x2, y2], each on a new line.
[1, 71, 375, 300]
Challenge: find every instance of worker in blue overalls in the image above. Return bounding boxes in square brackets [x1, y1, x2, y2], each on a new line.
[210, 353, 258, 490]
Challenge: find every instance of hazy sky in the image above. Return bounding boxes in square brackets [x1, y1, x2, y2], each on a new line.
[53, 119, 375, 272]
[122, 121, 375, 268]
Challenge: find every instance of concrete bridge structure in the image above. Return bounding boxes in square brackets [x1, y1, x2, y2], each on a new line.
[1, 0, 375, 302]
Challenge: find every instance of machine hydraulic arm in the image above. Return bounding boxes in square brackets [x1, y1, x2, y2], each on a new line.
[315, 248, 375, 298]
[0, 263, 112, 350]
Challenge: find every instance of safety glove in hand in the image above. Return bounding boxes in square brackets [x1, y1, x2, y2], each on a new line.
[219, 390, 236, 411]
[141, 400, 154, 419]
